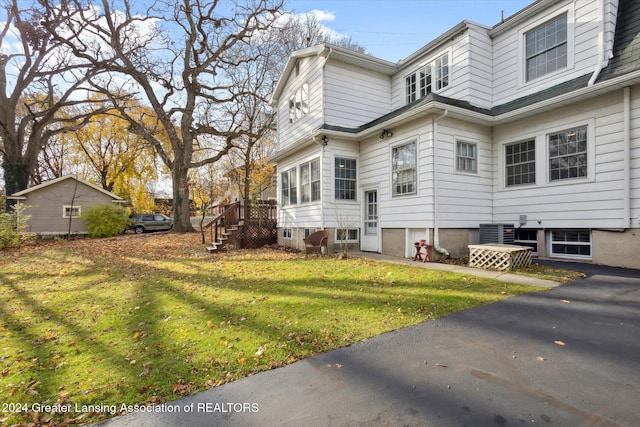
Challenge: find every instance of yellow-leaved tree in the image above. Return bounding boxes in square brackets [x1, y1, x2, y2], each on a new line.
[63, 101, 165, 213]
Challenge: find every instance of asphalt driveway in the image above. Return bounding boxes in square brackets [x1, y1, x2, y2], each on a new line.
[99, 262, 640, 427]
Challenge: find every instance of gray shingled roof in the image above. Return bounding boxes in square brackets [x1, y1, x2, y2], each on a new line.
[597, 0, 640, 81]
[322, 0, 639, 134]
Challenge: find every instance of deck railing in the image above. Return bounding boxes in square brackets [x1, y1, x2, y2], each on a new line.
[204, 200, 277, 249]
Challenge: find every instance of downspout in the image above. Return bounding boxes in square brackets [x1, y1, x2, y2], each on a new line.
[432, 110, 450, 256]
[623, 87, 631, 227]
[313, 135, 327, 230]
[588, 0, 611, 86]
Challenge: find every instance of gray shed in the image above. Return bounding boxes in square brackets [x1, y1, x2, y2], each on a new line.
[8, 175, 126, 235]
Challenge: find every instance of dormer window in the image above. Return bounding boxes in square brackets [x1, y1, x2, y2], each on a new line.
[525, 13, 567, 82]
[434, 53, 449, 90]
[406, 74, 417, 104]
[405, 52, 449, 105]
[289, 82, 309, 123]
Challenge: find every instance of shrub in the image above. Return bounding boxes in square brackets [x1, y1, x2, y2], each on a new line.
[83, 204, 133, 238]
[0, 205, 30, 249]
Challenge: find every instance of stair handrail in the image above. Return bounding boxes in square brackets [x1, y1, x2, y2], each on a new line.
[203, 201, 241, 230]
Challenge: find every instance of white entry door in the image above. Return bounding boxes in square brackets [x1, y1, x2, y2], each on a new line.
[361, 190, 379, 252]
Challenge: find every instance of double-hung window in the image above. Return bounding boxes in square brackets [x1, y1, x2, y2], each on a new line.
[281, 168, 297, 206]
[506, 139, 536, 186]
[456, 141, 477, 173]
[300, 158, 320, 203]
[392, 142, 417, 196]
[548, 125, 587, 181]
[525, 13, 567, 81]
[335, 158, 357, 200]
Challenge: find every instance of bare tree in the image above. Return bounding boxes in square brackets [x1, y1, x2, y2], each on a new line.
[0, 0, 107, 210]
[277, 12, 367, 54]
[219, 11, 367, 203]
[47, 0, 285, 232]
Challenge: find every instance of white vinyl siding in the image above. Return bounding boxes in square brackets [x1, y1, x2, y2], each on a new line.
[492, 0, 604, 106]
[494, 91, 627, 229]
[323, 62, 391, 129]
[277, 56, 324, 150]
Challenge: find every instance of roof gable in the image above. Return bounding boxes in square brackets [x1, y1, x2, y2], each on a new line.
[10, 175, 124, 201]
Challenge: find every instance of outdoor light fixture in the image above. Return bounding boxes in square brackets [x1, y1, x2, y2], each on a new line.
[321, 135, 328, 145]
[379, 129, 393, 139]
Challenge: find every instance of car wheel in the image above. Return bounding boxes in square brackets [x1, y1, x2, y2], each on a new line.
[134, 225, 145, 234]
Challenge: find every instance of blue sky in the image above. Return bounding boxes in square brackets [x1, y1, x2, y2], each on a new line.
[286, 0, 534, 62]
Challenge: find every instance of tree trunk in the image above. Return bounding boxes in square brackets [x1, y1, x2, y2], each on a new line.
[172, 165, 194, 233]
[2, 160, 30, 212]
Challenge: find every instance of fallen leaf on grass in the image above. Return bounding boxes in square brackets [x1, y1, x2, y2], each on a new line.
[554, 340, 566, 346]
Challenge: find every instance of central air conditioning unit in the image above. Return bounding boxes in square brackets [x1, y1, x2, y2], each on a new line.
[479, 223, 515, 245]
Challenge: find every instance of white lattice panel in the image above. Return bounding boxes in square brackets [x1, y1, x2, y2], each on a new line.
[468, 244, 532, 271]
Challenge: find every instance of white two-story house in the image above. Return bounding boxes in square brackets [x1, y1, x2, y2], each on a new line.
[270, 0, 640, 269]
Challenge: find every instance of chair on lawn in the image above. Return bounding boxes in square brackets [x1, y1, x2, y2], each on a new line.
[303, 230, 329, 256]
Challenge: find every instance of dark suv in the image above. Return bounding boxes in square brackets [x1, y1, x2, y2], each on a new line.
[129, 214, 173, 234]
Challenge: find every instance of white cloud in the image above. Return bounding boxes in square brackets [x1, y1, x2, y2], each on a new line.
[308, 9, 336, 22]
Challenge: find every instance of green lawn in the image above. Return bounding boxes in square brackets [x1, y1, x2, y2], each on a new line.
[0, 234, 544, 425]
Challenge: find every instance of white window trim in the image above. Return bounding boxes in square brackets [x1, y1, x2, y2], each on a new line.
[517, 3, 575, 88]
[288, 82, 310, 124]
[390, 140, 418, 197]
[280, 167, 297, 206]
[300, 157, 321, 204]
[504, 138, 536, 187]
[548, 229, 592, 259]
[454, 139, 479, 175]
[404, 48, 452, 105]
[335, 228, 359, 242]
[282, 228, 293, 240]
[497, 118, 595, 191]
[334, 156, 358, 202]
[63, 205, 81, 218]
[545, 119, 595, 185]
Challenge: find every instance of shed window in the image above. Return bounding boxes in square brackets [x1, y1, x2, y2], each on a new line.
[63, 205, 81, 218]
